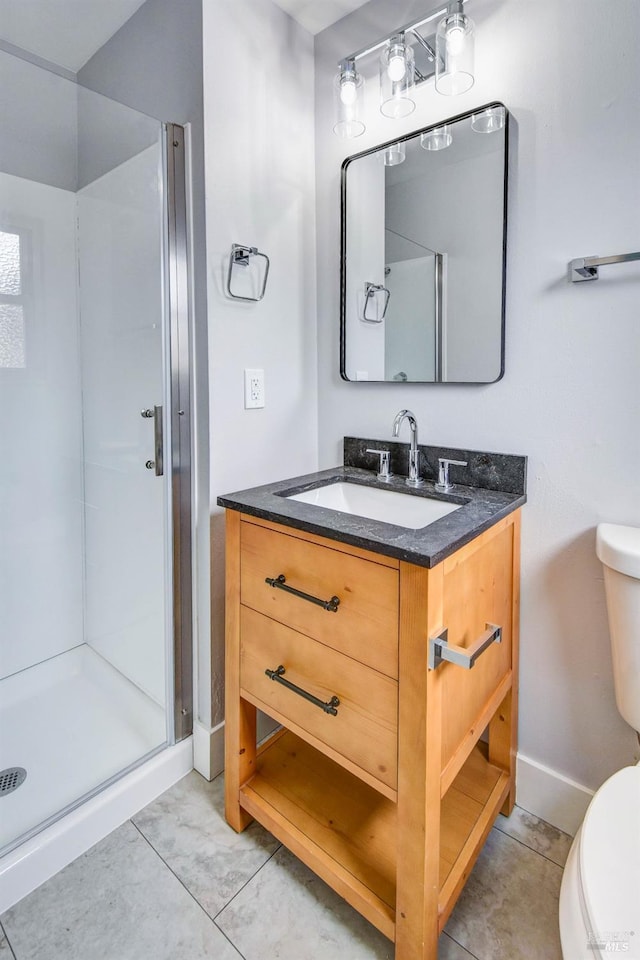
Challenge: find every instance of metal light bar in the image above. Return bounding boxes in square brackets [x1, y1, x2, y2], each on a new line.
[569, 251, 640, 282]
[338, 0, 466, 66]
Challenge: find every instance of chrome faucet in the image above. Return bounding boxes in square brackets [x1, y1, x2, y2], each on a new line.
[392, 409, 425, 487]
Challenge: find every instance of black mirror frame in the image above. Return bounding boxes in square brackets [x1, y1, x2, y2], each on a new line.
[339, 101, 509, 385]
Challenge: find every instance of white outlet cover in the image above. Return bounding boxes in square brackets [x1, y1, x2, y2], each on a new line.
[244, 369, 265, 409]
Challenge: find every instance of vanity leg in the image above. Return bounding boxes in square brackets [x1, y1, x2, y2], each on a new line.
[489, 688, 516, 816]
[224, 510, 256, 832]
[489, 512, 520, 816]
[395, 562, 443, 960]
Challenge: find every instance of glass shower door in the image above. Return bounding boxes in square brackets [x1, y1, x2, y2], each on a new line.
[77, 93, 169, 715]
[0, 57, 175, 855]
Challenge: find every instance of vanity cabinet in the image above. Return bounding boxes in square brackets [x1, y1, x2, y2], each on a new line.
[224, 509, 520, 960]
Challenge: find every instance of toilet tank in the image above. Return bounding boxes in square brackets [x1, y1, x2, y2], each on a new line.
[596, 523, 640, 734]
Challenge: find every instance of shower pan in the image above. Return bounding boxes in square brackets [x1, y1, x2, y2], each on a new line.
[0, 49, 193, 899]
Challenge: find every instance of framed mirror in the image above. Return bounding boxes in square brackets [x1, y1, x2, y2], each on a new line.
[340, 102, 508, 384]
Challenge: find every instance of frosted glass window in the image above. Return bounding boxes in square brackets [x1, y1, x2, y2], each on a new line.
[0, 231, 21, 295]
[0, 227, 27, 369]
[0, 303, 25, 367]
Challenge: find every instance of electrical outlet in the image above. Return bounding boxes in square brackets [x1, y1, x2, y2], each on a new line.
[244, 368, 265, 409]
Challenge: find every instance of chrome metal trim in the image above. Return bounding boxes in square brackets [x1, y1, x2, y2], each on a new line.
[429, 623, 502, 670]
[363, 282, 390, 322]
[366, 448, 394, 482]
[226, 243, 270, 302]
[434, 456, 467, 493]
[569, 251, 640, 282]
[164, 123, 193, 742]
[153, 405, 164, 477]
[339, 1, 454, 63]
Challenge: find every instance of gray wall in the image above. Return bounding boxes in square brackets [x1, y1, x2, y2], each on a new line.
[79, 0, 211, 731]
[0, 49, 77, 190]
[315, 0, 640, 803]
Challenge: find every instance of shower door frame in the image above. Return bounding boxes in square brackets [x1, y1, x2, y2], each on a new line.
[164, 122, 193, 744]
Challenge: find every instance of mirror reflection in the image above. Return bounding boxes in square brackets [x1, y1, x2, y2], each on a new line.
[340, 103, 508, 383]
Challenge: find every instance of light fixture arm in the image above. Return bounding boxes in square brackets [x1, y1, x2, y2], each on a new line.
[409, 28, 437, 62]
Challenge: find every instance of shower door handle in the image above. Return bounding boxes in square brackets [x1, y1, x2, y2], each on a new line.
[152, 405, 163, 477]
[141, 405, 163, 476]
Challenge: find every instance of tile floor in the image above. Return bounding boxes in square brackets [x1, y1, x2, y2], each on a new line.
[0, 770, 571, 960]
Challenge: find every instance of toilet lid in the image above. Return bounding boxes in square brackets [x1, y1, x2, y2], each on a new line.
[579, 766, 640, 958]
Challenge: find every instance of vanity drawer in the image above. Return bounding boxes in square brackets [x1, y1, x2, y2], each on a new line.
[240, 519, 399, 678]
[240, 605, 398, 792]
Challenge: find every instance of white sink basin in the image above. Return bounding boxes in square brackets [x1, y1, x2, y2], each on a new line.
[287, 481, 461, 530]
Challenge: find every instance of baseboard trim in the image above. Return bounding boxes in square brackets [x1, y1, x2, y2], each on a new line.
[0, 738, 193, 914]
[193, 720, 224, 781]
[516, 752, 594, 837]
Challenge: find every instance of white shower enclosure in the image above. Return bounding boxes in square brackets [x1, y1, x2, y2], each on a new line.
[0, 51, 191, 856]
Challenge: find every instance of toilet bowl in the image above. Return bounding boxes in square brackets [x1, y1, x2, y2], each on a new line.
[559, 523, 640, 959]
[559, 765, 640, 958]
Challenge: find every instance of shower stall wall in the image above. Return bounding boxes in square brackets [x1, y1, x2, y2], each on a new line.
[0, 49, 192, 868]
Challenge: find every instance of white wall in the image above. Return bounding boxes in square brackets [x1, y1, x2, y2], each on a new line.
[344, 153, 385, 380]
[203, 0, 318, 732]
[315, 0, 640, 795]
[386, 148, 503, 381]
[78, 146, 167, 707]
[0, 172, 84, 678]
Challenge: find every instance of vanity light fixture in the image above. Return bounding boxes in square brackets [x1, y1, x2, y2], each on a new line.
[379, 35, 416, 119]
[382, 142, 406, 165]
[435, 0, 475, 95]
[471, 105, 505, 133]
[333, 0, 475, 139]
[421, 124, 452, 150]
[333, 59, 365, 139]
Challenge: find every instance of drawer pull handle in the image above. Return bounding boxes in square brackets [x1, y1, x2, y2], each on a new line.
[265, 574, 340, 613]
[265, 665, 340, 716]
[428, 623, 502, 670]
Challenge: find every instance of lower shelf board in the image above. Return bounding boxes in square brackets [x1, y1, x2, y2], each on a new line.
[239, 730, 510, 942]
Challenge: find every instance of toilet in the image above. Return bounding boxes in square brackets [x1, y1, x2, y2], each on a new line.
[559, 523, 640, 959]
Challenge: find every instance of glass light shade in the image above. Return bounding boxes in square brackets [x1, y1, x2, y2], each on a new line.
[382, 142, 406, 166]
[420, 125, 452, 151]
[333, 62, 365, 139]
[379, 39, 416, 119]
[471, 106, 505, 133]
[435, 11, 474, 96]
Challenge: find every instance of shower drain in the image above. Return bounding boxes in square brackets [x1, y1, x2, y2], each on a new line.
[0, 767, 27, 796]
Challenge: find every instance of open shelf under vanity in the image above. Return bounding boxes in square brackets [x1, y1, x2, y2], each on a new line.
[241, 729, 510, 940]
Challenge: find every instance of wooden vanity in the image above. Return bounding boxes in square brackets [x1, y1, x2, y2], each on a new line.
[223, 498, 521, 960]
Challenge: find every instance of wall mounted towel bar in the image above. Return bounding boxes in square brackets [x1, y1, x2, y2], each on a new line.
[569, 251, 640, 282]
[226, 243, 270, 301]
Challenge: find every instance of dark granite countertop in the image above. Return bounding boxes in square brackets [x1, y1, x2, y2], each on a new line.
[217, 440, 526, 568]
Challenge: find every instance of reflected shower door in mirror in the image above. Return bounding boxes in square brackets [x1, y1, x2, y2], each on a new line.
[340, 102, 508, 383]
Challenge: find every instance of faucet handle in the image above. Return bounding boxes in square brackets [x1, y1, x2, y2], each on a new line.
[435, 457, 468, 493]
[366, 448, 393, 483]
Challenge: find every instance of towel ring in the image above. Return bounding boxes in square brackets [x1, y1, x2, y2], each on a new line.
[226, 244, 270, 302]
